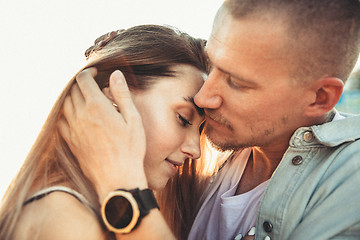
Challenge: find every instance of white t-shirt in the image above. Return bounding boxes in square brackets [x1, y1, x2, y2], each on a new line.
[188, 148, 268, 240]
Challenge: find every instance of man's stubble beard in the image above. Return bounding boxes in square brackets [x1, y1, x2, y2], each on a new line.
[204, 124, 249, 152]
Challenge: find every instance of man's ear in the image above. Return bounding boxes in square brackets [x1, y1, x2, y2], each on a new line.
[305, 77, 344, 117]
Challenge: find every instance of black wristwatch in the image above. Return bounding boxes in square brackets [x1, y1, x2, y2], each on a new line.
[101, 188, 159, 234]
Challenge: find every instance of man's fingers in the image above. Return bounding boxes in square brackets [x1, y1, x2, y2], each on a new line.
[109, 70, 140, 122]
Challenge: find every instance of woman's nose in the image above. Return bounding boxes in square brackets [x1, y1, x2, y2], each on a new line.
[181, 131, 201, 159]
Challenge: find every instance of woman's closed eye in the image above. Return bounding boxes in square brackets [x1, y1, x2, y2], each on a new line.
[177, 114, 192, 127]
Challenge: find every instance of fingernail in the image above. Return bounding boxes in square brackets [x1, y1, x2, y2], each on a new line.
[113, 70, 125, 84]
[248, 227, 256, 236]
[233, 233, 242, 240]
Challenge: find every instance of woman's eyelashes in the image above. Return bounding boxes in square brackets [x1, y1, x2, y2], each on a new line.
[177, 113, 192, 127]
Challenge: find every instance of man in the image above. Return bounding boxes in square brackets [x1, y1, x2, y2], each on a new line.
[188, 1, 360, 239]
[60, 0, 360, 239]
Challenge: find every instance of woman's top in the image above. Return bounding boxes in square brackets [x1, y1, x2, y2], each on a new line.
[24, 186, 96, 214]
[23, 186, 117, 240]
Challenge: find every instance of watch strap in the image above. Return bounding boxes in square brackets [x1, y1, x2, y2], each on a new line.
[102, 188, 159, 234]
[132, 188, 159, 217]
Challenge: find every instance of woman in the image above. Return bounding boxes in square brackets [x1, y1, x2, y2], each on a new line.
[0, 25, 210, 239]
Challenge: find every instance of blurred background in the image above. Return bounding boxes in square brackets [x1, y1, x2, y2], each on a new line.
[336, 69, 360, 114]
[0, 0, 359, 198]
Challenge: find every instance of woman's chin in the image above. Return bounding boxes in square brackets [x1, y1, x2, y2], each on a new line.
[148, 178, 169, 191]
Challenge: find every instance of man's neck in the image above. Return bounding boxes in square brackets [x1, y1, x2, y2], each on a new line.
[235, 146, 285, 195]
[235, 111, 336, 195]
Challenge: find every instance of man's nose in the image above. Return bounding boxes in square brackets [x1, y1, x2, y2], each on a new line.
[194, 69, 223, 109]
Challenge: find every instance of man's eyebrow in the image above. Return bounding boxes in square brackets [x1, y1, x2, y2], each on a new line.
[184, 97, 205, 116]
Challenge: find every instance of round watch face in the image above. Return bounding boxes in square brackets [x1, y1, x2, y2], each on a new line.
[105, 195, 133, 228]
[101, 191, 140, 233]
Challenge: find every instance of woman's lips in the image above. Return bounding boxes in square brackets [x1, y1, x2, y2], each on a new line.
[166, 158, 183, 167]
[165, 159, 179, 176]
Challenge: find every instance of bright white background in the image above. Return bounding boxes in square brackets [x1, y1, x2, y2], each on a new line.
[0, 0, 223, 197]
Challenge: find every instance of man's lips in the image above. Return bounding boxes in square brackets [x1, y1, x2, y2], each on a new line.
[205, 111, 232, 130]
[205, 114, 222, 126]
[205, 111, 221, 123]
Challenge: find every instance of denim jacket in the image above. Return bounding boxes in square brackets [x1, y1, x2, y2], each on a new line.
[256, 111, 360, 239]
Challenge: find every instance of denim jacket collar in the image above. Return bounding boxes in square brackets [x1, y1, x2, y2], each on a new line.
[290, 109, 360, 148]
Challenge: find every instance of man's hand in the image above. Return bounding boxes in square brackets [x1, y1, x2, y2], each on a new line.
[58, 68, 147, 201]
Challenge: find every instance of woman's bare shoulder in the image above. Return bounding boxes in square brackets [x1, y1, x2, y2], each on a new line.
[14, 191, 106, 240]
